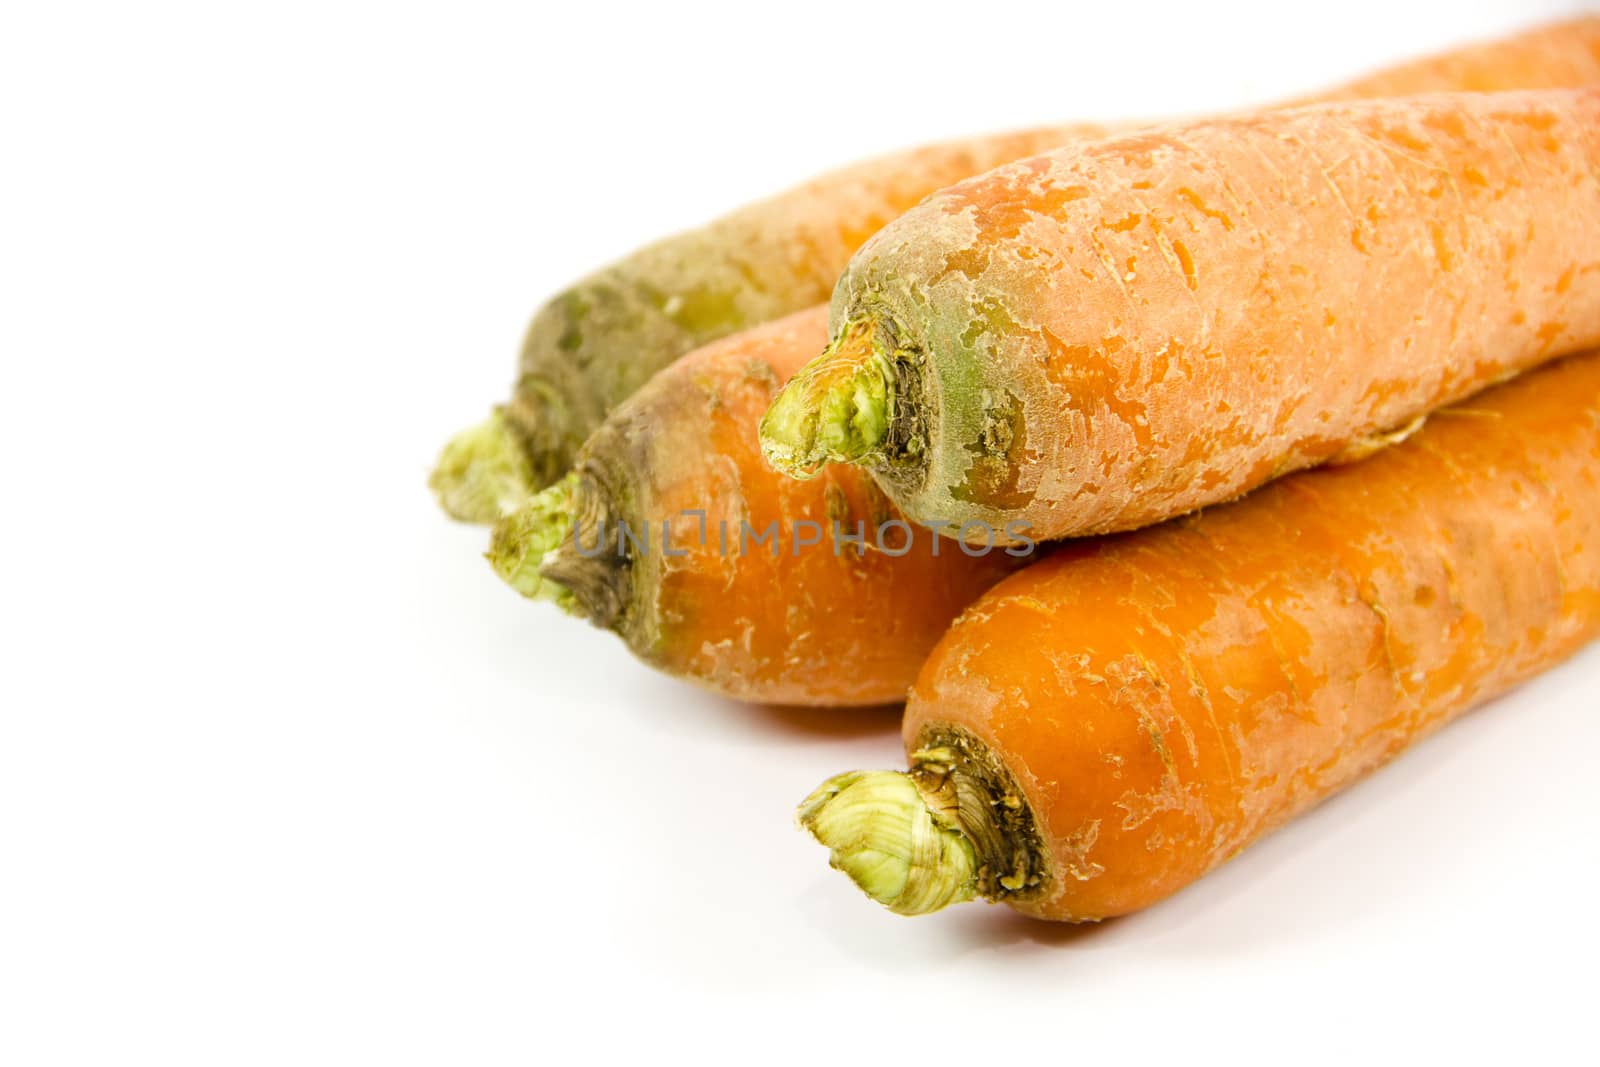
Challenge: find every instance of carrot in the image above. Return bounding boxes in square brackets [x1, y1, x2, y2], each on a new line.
[1306, 16, 1600, 101]
[430, 126, 1107, 523]
[798, 350, 1600, 919]
[432, 17, 1600, 523]
[487, 307, 1029, 705]
[761, 88, 1600, 543]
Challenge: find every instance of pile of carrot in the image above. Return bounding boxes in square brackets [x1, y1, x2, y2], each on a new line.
[436, 19, 1600, 924]
[431, 15, 1600, 522]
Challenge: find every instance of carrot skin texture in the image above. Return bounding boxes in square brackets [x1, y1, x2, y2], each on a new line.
[438, 17, 1600, 517]
[898, 352, 1600, 921]
[494, 307, 1024, 706]
[501, 127, 1110, 490]
[779, 89, 1600, 541]
[1307, 16, 1600, 101]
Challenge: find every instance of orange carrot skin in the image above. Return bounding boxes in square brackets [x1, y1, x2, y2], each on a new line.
[503, 24, 1600, 697]
[504, 126, 1111, 487]
[528, 307, 1026, 705]
[487, 17, 1600, 492]
[903, 351, 1600, 920]
[1310, 16, 1600, 100]
[818, 88, 1600, 541]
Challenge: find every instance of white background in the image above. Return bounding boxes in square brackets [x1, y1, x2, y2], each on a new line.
[4, 1, 1597, 1062]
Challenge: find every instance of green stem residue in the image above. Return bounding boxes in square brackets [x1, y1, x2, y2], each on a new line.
[759, 319, 895, 478]
[487, 472, 582, 608]
[429, 409, 536, 524]
[797, 770, 979, 916]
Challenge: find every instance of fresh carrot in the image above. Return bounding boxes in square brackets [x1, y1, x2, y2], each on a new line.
[761, 88, 1600, 543]
[799, 350, 1600, 919]
[1306, 16, 1600, 101]
[430, 126, 1107, 522]
[433, 17, 1600, 523]
[487, 307, 1029, 706]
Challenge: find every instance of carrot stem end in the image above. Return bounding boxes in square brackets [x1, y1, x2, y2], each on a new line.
[759, 321, 895, 478]
[798, 770, 979, 916]
[487, 472, 582, 609]
[430, 410, 536, 524]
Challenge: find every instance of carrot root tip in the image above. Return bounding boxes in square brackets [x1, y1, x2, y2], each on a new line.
[759, 322, 894, 478]
[798, 770, 978, 916]
[430, 409, 536, 524]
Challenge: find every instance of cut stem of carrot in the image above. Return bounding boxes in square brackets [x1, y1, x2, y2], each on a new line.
[798, 770, 978, 916]
[429, 410, 535, 523]
[803, 731, 1049, 913]
[758, 319, 897, 477]
[487, 471, 582, 605]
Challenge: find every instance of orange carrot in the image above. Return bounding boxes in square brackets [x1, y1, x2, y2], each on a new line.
[1307, 16, 1600, 100]
[434, 18, 1600, 523]
[762, 88, 1600, 543]
[487, 307, 1028, 705]
[799, 351, 1600, 919]
[430, 125, 1106, 522]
